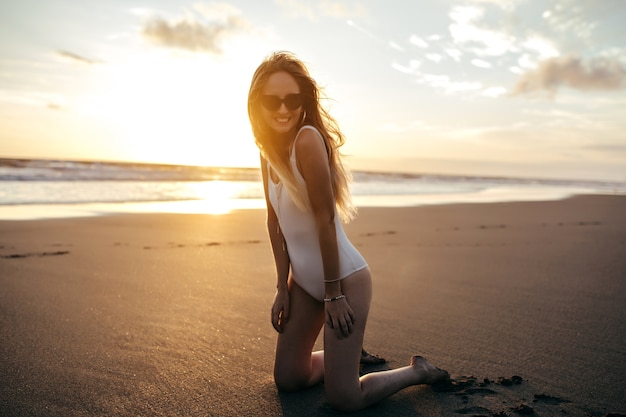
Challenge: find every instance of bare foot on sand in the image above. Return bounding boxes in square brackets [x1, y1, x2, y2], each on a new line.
[410, 355, 449, 385]
[360, 349, 387, 365]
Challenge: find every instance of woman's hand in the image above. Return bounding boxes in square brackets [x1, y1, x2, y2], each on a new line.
[271, 289, 290, 333]
[325, 297, 355, 339]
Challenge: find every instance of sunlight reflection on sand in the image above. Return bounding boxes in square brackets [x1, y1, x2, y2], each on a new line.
[0, 199, 266, 221]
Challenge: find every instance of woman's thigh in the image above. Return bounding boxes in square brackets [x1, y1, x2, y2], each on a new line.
[323, 268, 373, 397]
[274, 279, 325, 379]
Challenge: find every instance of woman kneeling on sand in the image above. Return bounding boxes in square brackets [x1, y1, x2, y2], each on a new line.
[247, 51, 448, 412]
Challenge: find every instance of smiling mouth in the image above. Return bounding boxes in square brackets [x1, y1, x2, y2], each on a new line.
[275, 117, 291, 123]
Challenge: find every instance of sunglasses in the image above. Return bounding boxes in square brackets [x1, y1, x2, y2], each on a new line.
[259, 94, 303, 111]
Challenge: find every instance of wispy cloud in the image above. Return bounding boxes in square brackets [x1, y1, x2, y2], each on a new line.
[389, 41, 405, 52]
[56, 50, 104, 65]
[391, 60, 421, 75]
[465, 0, 523, 9]
[448, 5, 516, 57]
[427, 53, 444, 63]
[584, 143, 626, 156]
[0, 89, 67, 110]
[390, 0, 626, 103]
[541, 3, 595, 44]
[444, 48, 462, 62]
[141, 4, 250, 54]
[513, 55, 626, 95]
[274, 0, 315, 19]
[319, 0, 367, 18]
[482, 86, 507, 97]
[471, 58, 492, 68]
[275, 0, 367, 20]
[409, 35, 429, 49]
[347, 20, 387, 45]
[395, 67, 484, 95]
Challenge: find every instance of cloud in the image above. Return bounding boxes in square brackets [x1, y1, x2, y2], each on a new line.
[274, 0, 315, 19]
[448, 6, 516, 57]
[541, 3, 595, 43]
[426, 53, 443, 63]
[444, 48, 462, 62]
[482, 86, 507, 97]
[275, 0, 366, 20]
[141, 5, 249, 53]
[56, 50, 103, 65]
[347, 20, 386, 45]
[513, 55, 626, 95]
[391, 60, 421, 74]
[409, 35, 429, 48]
[584, 143, 626, 156]
[472, 58, 492, 68]
[465, 0, 522, 9]
[0, 90, 68, 109]
[389, 41, 405, 52]
[416, 73, 483, 94]
[319, 0, 366, 18]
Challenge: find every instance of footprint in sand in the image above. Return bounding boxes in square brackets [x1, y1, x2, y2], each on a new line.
[363, 230, 397, 237]
[478, 224, 507, 230]
[431, 375, 603, 416]
[532, 393, 569, 405]
[142, 240, 261, 250]
[1, 250, 70, 259]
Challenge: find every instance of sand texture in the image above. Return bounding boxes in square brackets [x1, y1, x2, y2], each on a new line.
[1, 195, 625, 416]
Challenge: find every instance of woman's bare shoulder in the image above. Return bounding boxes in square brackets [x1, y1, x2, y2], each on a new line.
[294, 126, 326, 156]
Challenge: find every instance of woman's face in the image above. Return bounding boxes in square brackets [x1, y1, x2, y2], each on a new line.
[259, 71, 303, 138]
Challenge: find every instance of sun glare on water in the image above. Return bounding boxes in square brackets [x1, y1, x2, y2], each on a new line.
[0, 180, 266, 220]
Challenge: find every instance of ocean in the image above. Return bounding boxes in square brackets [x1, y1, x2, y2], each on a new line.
[1, 158, 625, 220]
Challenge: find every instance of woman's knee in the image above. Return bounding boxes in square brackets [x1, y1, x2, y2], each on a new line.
[274, 364, 308, 392]
[326, 389, 362, 412]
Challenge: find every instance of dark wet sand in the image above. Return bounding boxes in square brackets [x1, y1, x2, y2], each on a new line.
[1, 195, 625, 416]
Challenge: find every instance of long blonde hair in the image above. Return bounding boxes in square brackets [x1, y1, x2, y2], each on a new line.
[248, 51, 356, 223]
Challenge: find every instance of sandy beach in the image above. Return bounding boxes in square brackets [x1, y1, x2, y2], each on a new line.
[1, 195, 625, 416]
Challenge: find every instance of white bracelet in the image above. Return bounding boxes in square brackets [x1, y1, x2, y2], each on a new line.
[323, 294, 346, 302]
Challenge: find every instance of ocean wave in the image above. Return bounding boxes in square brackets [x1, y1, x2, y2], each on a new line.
[0, 158, 261, 182]
[1, 158, 625, 207]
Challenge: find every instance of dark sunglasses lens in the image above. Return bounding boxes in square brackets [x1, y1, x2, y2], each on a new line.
[260, 96, 281, 111]
[284, 95, 302, 110]
[260, 94, 302, 111]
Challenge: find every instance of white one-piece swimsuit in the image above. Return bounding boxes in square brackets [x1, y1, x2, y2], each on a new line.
[267, 125, 368, 301]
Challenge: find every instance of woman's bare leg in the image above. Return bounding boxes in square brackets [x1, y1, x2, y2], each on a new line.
[274, 279, 325, 391]
[323, 268, 448, 411]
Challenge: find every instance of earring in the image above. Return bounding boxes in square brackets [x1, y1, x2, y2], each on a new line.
[300, 110, 307, 125]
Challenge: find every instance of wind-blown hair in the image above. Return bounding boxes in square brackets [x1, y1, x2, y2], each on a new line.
[248, 51, 356, 223]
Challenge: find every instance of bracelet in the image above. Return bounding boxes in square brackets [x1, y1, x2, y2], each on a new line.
[323, 294, 346, 302]
[323, 278, 341, 283]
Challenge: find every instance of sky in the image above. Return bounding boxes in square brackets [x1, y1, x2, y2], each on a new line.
[0, 0, 625, 181]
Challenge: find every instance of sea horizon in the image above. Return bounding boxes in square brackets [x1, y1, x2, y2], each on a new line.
[2, 157, 625, 220]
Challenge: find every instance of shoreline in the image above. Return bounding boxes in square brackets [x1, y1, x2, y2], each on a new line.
[1, 195, 625, 416]
[1, 190, 625, 221]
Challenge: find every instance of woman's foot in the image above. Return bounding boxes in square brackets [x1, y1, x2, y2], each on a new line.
[410, 355, 449, 385]
[360, 349, 387, 365]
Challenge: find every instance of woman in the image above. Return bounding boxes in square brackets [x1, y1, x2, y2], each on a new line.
[247, 51, 448, 412]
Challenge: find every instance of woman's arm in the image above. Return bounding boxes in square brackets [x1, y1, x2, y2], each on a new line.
[261, 155, 291, 332]
[295, 132, 340, 295]
[295, 130, 354, 339]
